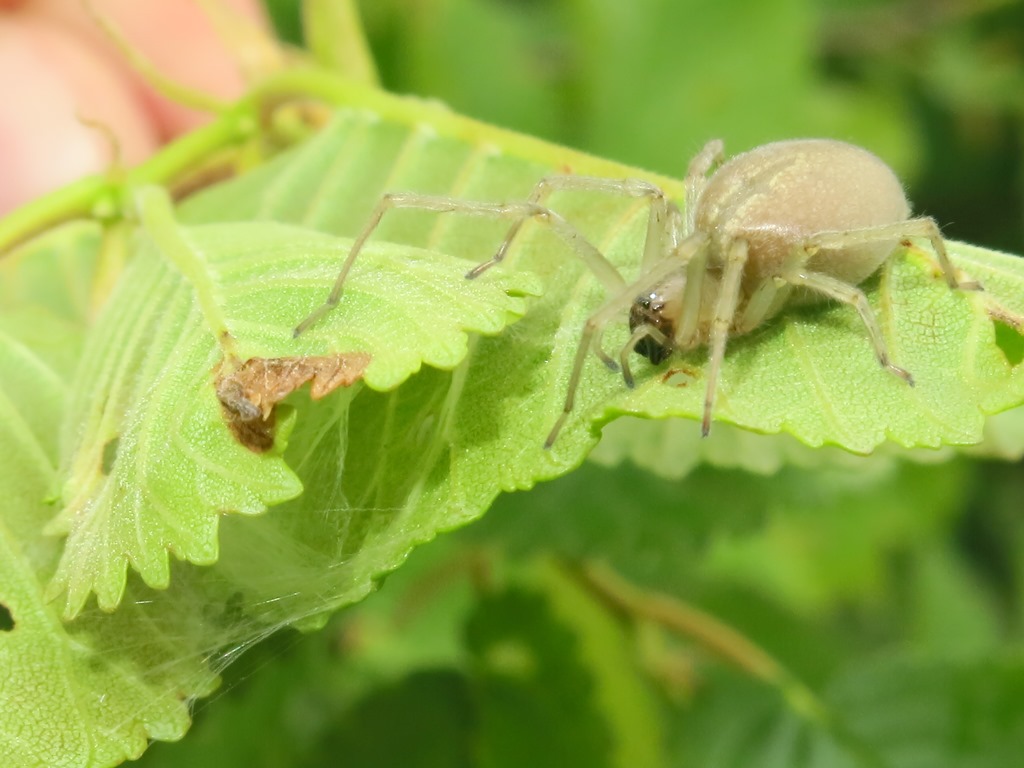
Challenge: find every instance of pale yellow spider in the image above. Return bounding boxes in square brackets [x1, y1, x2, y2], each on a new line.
[296, 139, 978, 447]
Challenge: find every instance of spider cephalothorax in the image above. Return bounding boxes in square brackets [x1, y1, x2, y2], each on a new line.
[629, 291, 675, 364]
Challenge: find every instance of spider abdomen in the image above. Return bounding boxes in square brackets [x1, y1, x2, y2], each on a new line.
[697, 139, 912, 285]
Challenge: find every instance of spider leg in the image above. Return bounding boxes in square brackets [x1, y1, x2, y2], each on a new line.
[781, 262, 914, 386]
[673, 235, 711, 345]
[702, 238, 748, 436]
[619, 323, 671, 388]
[294, 191, 626, 336]
[805, 218, 981, 291]
[684, 139, 724, 234]
[733, 276, 790, 334]
[545, 283, 638, 449]
[470, 175, 683, 279]
[546, 233, 706, 448]
[896, 217, 981, 291]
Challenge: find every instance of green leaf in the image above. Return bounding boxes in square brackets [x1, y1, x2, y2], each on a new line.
[309, 670, 476, 768]
[0, 220, 100, 327]
[461, 561, 668, 768]
[466, 583, 615, 768]
[677, 655, 1024, 768]
[43, 192, 538, 619]
[0, 543, 199, 766]
[0, 298, 214, 765]
[532, 560, 667, 768]
[589, 418, 896, 481]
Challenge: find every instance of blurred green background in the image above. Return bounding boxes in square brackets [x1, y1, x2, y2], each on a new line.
[273, 0, 1024, 255]
[140, 1, 1024, 766]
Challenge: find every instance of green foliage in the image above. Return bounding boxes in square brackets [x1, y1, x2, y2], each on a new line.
[465, 563, 665, 768]
[0, 225, 216, 764]
[3, 0, 1024, 766]
[47, 205, 538, 618]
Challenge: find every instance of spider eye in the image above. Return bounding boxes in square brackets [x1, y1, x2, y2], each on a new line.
[629, 293, 664, 329]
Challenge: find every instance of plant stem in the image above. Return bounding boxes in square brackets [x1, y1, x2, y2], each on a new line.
[576, 560, 887, 768]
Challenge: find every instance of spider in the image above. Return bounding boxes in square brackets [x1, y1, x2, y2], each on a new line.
[295, 139, 978, 448]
